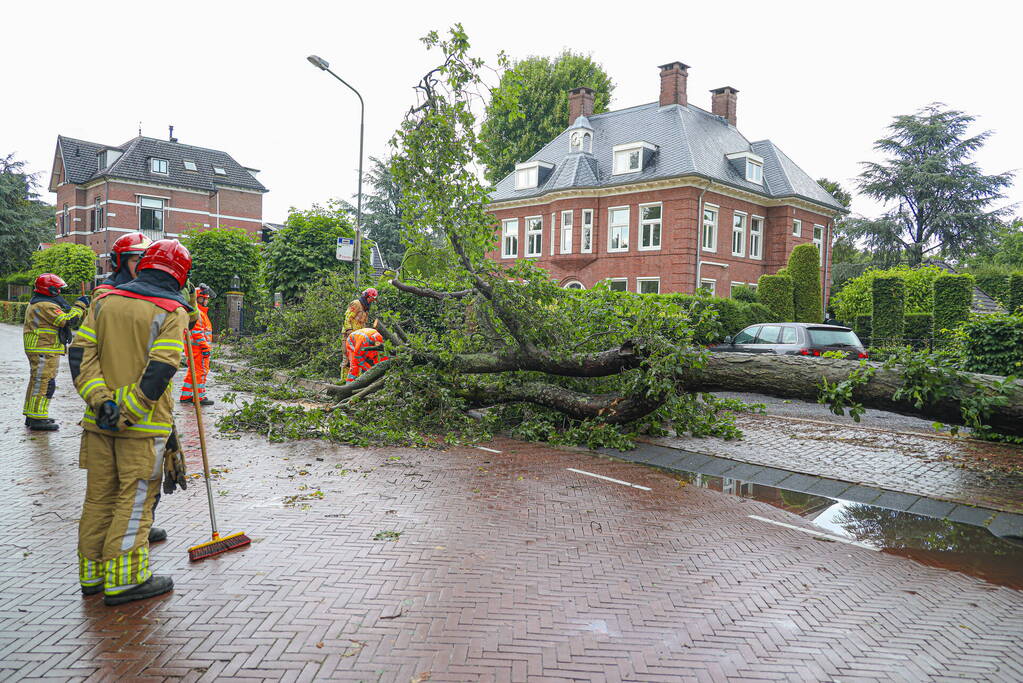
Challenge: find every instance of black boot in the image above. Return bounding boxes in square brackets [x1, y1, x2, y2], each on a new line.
[104, 575, 173, 606]
[26, 417, 58, 431]
[199, 398, 214, 406]
[148, 527, 167, 543]
[81, 582, 104, 596]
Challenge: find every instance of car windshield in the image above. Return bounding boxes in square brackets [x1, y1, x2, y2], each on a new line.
[808, 328, 861, 347]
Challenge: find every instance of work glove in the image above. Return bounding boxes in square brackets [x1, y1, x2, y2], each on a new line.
[96, 401, 120, 431]
[162, 428, 188, 494]
[185, 282, 200, 328]
[74, 295, 91, 309]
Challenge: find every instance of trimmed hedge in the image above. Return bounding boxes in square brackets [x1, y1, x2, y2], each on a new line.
[1010, 272, 1023, 315]
[971, 268, 1010, 305]
[788, 244, 822, 323]
[870, 275, 905, 343]
[904, 312, 933, 349]
[634, 292, 774, 343]
[730, 283, 758, 303]
[933, 273, 974, 339]
[0, 301, 28, 324]
[757, 273, 794, 322]
[854, 315, 872, 345]
[961, 313, 1023, 377]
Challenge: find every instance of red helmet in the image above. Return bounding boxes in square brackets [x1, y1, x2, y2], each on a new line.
[34, 273, 67, 296]
[363, 287, 378, 302]
[111, 232, 154, 270]
[138, 239, 192, 288]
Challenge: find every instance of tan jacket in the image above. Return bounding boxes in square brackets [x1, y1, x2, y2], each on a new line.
[23, 300, 85, 354]
[342, 298, 369, 337]
[70, 293, 188, 439]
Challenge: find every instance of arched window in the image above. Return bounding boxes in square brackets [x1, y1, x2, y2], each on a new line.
[583, 133, 592, 153]
[563, 280, 585, 290]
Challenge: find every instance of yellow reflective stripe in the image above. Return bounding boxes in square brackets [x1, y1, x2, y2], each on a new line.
[123, 390, 145, 420]
[152, 338, 185, 351]
[79, 378, 106, 400]
[77, 327, 97, 342]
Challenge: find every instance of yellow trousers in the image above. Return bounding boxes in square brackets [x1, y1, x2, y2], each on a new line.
[23, 353, 59, 419]
[77, 431, 165, 595]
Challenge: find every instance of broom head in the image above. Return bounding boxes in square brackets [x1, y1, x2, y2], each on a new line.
[188, 531, 251, 561]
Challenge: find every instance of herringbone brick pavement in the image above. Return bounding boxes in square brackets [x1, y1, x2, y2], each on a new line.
[1, 323, 1022, 682]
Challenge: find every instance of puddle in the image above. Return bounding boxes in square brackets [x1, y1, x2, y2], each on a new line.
[678, 472, 1023, 590]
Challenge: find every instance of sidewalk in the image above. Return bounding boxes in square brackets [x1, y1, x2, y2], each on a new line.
[2, 323, 1022, 681]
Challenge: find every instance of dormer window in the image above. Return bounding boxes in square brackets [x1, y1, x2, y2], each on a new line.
[150, 158, 168, 174]
[514, 161, 553, 190]
[183, 159, 198, 171]
[612, 142, 656, 175]
[569, 131, 592, 153]
[726, 151, 764, 185]
[97, 151, 106, 169]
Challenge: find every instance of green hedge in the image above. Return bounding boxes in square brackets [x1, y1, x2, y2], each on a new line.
[971, 268, 1010, 305]
[757, 273, 794, 322]
[631, 292, 773, 343]
[788, 243, 822, 323]
[854, 315, 872, 344]
[961, 313, 1023, 377]
[0, 301, 28, 324]
[933, 273, 974, 339]
[730, 284, 758, 304]
[903, 312, 933, 342]
[1010, 273, 1023, 315]
[870, 275, 905, 343]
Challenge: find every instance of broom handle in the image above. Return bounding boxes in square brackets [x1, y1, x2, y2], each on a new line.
[184, 328, 219, 538]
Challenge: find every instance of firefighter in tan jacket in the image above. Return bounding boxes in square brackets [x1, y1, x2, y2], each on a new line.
[22, 273, 89, 430]
[69, 239, 191, 606]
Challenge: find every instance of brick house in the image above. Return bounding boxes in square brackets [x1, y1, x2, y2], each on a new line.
[486, 61, 845, 301]
[48, 131, 267, 275]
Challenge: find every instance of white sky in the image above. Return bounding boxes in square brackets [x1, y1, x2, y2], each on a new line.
[3, 0, 1019, 223]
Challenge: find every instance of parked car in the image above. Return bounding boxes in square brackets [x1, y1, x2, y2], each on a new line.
[708, 323, 868, 358]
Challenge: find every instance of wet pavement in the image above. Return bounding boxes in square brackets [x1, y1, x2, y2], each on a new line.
[2, 323, 1023, 682]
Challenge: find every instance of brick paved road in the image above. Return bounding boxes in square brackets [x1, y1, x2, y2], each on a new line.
[655, 414, 1023, 515]
[2, 323, 1023, 682]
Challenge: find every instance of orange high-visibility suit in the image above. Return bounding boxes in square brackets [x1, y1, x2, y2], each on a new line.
[179, 303, 212, 402]
[344, 328, 388, 382]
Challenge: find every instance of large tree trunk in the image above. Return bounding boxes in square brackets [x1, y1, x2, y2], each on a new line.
[679, 353, 1023, 436]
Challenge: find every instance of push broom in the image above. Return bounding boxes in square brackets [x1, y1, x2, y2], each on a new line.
[183, 329, 251, 561]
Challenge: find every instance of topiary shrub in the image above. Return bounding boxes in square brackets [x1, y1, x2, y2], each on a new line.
[870, 275, 905, 344]
[30, 243, 97, 293]
[904, 312, 933, 349]
[970, 267, 1010, 306]
[788, 243, 822, 323]
[0, 301, 29, 324]
[730, 284, 758, 303]
[933, 273, 974, 340]
[961, 313, 1023, 377]
[854, 315, 872, 345]
[1010, 272, 1023, 315]
[830, 264, 942, 323]
[757, 273, 794, 321]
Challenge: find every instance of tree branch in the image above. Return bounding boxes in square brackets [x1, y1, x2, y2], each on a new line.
[390, 278, 472, 300]
[456, 381, 664, 424]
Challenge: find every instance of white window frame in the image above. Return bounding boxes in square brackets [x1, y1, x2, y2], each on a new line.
[792, 218, 802, 237]
[560, 210, 573, 254]
[525, 216, 543, 258]
[150, 158, 168, 174]
[637, 277, 660, 294]
[213, 166, 227, 176]
[138, 196, 165, 236]
[612, 142, 655, 175]
[607, 206, 630, 252]
[580, 209, 593, 254]
[746, 159, 763, 184]
[813, 224, 825, 265]
[749, 215, 764, 260]
[702, 204, 719, 252]
[550, 213, 556, 255]
[638, 202, 662, 251]
[563, 280, 585, 290]
[501, 218, 519, 259]
[514, 161, 553, 190]
[731, 211, 747, 257]
[183, 159, 198, 172]
[700, 278, 717, 296]
[607, 278, 628, 292]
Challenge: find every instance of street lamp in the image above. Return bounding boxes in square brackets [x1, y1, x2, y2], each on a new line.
[307, 54, 364, 288]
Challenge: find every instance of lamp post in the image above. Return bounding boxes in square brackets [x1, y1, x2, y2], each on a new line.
[307, 54, 364, 288]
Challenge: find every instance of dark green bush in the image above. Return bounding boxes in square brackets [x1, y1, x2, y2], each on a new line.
[903, 312, 933, 346]
[757, 273, 794, 322]
[870, 275, 905, 343]
[854, 315, 872, 345]
[0, 301, 29, 324]
[961, 313, 1023, 377]
[1010, 272, 1023, 315]
[933, 273, 974, 339]
[970, 267, 1010, 305]
[730, 284, 758, 303]
[788, 243, 822, 323]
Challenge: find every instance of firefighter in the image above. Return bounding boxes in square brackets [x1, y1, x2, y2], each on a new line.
[344, 327, 388, 382]
[179, 283, 214, 406]
[340, 288, 378, 374]
[94, 232, 153, 294]
[70, 239, 191, 605]
[22, 274, 89, 430]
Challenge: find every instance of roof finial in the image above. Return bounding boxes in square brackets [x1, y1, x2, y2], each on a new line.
[138, 121, 142, 136]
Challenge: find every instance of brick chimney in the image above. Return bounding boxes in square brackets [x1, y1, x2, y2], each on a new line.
[658, 61, 689, 107]
[710, 86, 739, 126]
[568, 87, 595, 126]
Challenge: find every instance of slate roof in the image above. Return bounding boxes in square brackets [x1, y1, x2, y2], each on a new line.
[490, 101, 844, 212]
[55, 135, 267, 193]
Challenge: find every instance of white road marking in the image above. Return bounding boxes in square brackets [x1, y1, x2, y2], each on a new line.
[747, 515, 877, 550]
[567, 468, 652, 491]
[474, 446, 502, 453]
